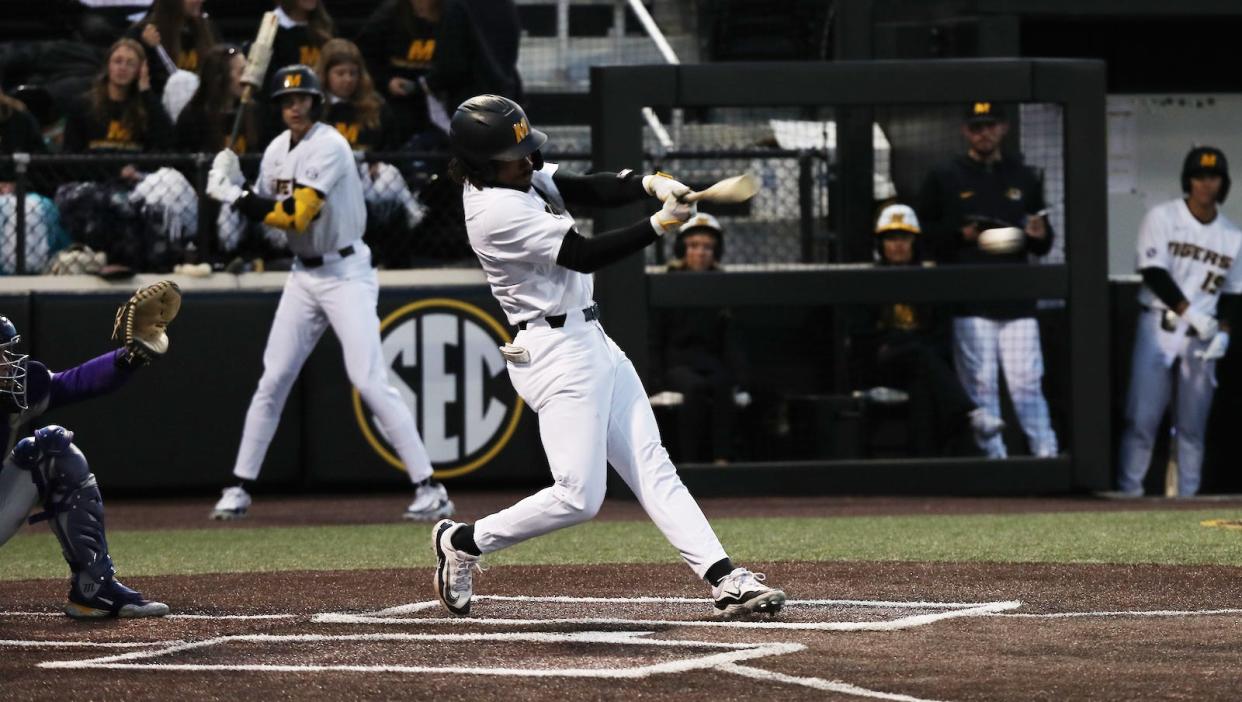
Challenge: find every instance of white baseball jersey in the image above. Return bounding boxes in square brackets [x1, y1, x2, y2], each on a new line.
[463, 163, 594, 325]
[257, 121, 366, 260]
[1136, 198, 1242, 314]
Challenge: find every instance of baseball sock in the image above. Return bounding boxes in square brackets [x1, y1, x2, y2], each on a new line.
[450, 524, 481, 556]
[704, 558, 736, 587]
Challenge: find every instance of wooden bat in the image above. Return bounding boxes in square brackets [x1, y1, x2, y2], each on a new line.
[226, 11, 280, 150]
[680, 174, 760, 204]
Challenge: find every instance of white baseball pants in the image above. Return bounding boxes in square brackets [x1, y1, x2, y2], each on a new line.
[473, 316, 729, 579]
[953, 316, 1059, 458]
[1118, 311, 1216, 496]
[232, 244, 434, 484]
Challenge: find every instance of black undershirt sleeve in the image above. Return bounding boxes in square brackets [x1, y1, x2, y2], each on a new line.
[552, 171, 648, 208]
[1140, 267, 1189, 310]
[235, 190, 278, 221]
[555, 219, 657, 273]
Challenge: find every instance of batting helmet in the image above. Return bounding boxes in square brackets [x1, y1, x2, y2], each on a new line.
[1181, 146, 1231, 203]
[0, 316, 29, 412]
[674, 213, 725, 261]
[450, 94, 547, 183]
[270, 64, 324, 115]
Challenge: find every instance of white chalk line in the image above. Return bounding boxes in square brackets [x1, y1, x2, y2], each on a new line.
[313, 598, 1022, 631]
[0, 639, 186, 649]
[721, 663, 947, 702]
[992, 608, 1242, 618]
[39, 631, 806, 678]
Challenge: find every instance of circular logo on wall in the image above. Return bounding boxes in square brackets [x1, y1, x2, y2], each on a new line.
[353, 298, 523, 479]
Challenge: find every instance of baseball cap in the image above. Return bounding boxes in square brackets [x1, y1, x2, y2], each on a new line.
[964, 101, 1006, 125]
[678, 212, 723, 235]
[874, 204, 920, 235]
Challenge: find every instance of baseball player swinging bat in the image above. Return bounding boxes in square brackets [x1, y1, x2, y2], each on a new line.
[227, 11, 279, 150]
[679, 174, 761, 204]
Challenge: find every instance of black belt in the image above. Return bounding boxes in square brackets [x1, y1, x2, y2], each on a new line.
[300, 245, 355, 269]
[518, 304, 599, 331]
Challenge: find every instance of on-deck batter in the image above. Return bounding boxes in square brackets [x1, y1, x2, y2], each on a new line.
[1117, 146, 1242, 497]
[204, 64, 454, 521]
[429, 94, 785, 618]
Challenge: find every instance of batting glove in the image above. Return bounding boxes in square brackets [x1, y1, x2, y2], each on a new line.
[206, 149, 246, 205]
[1195, 330, 1230, 361]
[643, 172, 691, 202]
[1182, 309, 1220, 340]
[650, 195, 696, 235]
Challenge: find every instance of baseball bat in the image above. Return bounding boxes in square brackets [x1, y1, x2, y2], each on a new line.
[680, 174, 761, 204]
[226, 11, 279, 150]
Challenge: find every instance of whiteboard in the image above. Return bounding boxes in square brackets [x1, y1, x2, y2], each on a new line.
[1107, 94, 1242, 276]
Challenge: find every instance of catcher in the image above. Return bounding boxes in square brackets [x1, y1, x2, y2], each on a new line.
[0, 280, 180, 618]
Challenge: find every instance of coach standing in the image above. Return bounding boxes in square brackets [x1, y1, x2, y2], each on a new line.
[916, 102, 1058, 459]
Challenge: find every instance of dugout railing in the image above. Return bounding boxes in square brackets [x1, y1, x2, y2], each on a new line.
[590, 59, 1108, 494]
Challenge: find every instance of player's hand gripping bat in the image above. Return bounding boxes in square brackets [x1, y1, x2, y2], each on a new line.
[226, 11, 279, 150]
[678, 174, 761, 204]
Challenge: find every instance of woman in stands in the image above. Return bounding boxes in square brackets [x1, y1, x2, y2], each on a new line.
[355, 0, 443, 145]
[63, 38, 173, 157]
[271, 0, 336, 82]
[128, 0, 221, 94]
[175, 45, 263, 154]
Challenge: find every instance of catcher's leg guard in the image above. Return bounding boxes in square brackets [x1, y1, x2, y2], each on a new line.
[12, 425, 167, 618]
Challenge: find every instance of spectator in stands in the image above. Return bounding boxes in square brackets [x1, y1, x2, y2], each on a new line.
[425, 0, 522, 111]
[0, 88, 67, 273]
[127, 0, 221, 95]
[851, 204, 1005, 456]
[0, 88, 47, 185]
[649, 214, 749, 464]
[356, 0, 444, 146]
[916, 101, 1058, 459]
[60, 38, 178, 271]
[316, 38, 424, 268]
[269, 0, 336, 89]
[175, 44, 262, 154]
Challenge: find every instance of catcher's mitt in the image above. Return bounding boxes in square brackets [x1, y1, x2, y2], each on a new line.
[112, 280, 182, 366]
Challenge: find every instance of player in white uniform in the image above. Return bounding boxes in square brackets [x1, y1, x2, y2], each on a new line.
[428, 95, 785, 618]
[204, 64, 454, 521]
[1117, 146, 1242, 497]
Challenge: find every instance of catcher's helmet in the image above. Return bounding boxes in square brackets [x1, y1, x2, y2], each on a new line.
[1181, 146, 1230, 203]
[0, 316, 29, 412]
[450, 95, 547, 182]
[270, 64, 324, 114]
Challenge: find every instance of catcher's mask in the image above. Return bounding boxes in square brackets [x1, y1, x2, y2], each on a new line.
[0, 316, 29, 412]
[450, 94, 547, 184]
[1181, 146, 1231, 203]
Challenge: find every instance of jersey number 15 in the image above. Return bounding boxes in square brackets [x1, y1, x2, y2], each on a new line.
[1201, 271, 1225, 294]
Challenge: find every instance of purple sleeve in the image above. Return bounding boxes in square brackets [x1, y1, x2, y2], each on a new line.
[47, 349, 134, 411]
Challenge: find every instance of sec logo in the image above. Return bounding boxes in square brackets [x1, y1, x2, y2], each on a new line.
[353, 298, 524, 478]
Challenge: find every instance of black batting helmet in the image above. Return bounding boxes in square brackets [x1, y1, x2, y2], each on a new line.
[270, 64, 323, 112]
[1181, 146, 1230, 203]
[450, 95, 547, 183]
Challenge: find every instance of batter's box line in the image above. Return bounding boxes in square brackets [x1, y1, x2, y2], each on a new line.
[36, 630, 805, 678]
[312, 596, 1022, 631]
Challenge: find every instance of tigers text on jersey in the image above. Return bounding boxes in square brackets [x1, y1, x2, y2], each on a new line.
[258, 122, 366, 260]
[463, 163, 594, 325]
[1136, 198, 1242, 314]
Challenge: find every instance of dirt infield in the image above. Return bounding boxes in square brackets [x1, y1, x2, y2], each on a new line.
[4, 558, 1241, 701]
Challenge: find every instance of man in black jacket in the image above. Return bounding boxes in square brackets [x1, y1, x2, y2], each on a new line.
[916, 102, 1058, 459]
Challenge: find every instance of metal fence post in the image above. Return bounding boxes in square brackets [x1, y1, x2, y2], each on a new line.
[798, 149, 814, 262]
[13, 153, 29, 275]
[194, 151, 214, 262]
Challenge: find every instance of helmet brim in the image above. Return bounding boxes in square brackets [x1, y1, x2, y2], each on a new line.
[491, 128, 548, 162]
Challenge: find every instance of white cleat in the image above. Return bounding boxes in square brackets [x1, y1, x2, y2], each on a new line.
[210, 485, 251, 520]
[712, 567, 786, 618]
[404, 481, 455, 522]
[432, 519, 480, 616]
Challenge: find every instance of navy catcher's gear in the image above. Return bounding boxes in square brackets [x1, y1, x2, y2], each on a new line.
[1182, 146, 1231, 203]
[450, 94, 546, 183]
[12, 427, 116, 605]
[0, 316, 29, 412]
